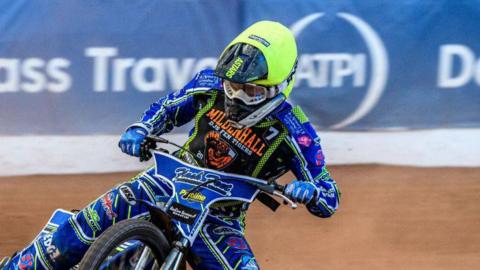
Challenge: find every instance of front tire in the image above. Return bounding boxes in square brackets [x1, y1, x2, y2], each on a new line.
[79, 219, 170, 269]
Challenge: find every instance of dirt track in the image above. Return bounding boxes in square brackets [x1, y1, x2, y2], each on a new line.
[1, 165, 480, 269]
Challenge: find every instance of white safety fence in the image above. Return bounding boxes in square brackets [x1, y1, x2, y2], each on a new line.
[0, 129, 479, 177]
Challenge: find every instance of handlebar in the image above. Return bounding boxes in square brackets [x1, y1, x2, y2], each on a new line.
[251, 181, 297, 209]
[140, 135, 298, 209]
[145, 135, 169, 144]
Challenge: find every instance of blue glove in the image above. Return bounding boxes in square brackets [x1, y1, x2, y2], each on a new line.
[284, 180, 317, 204]
[118, 127, 148, 157]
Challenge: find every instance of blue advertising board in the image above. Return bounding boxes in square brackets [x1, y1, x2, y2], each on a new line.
[0, 0, 479, 134]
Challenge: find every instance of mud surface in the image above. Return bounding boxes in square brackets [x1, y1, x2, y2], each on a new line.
[1, 165, 479, 269]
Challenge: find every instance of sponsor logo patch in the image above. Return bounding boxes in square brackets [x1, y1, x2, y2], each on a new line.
[18, 253, 34, 270]
[206, 108, 266, 157]
[167, 202, 200, 225]
[320, 186, 336, 198]
[212, 226, 243, 236]
[84, 208, 101, 232]
[174, 167, 233, 196]
[297, 135, 312, 147]
[101, 192, 117, 220]
[248, 34, 270, 47]
[43, 234, 61, 263]
[205, 131, 237, 169]
[179, 189, 206, 203]
[119, 185, 136, 205]
[226, 57, 244, 79]
[315, 149, 324, 166]
[226, 236, 248, 250]
[282, 111, 305, 136]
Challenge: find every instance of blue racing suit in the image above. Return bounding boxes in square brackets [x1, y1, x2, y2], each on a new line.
[4, 69, 340, 270]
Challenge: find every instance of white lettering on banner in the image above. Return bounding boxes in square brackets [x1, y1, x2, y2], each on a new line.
[21, 58, 44, 93]
[290, 12, 389, 129]
[84, 47, 217, 92]
[0, 57, 71, 93]
[0, 59, 18, 93]
[85, 47, 118, 92]
[113, 58, 135, 92]
[437, 44, 480, 88]
[296, 53, 366, 88]
[47, 58, 72, 93]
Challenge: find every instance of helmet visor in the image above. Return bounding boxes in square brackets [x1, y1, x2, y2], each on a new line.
[215, 43, 268, 83]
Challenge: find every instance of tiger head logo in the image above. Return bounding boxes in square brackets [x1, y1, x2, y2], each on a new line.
[205, 131, 237, 169]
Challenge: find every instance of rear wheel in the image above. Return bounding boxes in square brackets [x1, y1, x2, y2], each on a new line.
[79, 219, 170, 270]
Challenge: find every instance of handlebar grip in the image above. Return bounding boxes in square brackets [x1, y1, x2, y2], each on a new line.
[139, 139, 156, 162]
[139, 137, 171, 162]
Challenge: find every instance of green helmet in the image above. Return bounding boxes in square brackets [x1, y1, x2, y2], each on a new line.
[215, 20, 298, 98]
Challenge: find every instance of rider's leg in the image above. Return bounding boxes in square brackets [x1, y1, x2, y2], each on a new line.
[3, 167, 171, 270]
[188, 210, 260, 270]
[0, 258, 10, 269]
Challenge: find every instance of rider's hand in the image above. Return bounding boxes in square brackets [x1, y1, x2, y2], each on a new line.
[284, 180, 317, 204]
[118, 127, 148, 157]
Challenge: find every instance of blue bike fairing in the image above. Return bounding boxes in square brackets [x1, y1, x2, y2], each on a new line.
[152, 151, 267, 243]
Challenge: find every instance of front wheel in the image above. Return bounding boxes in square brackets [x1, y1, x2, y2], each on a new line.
[79, 219, 170, 270]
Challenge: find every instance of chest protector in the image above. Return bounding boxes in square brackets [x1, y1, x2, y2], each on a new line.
[182, 92, 287, 180]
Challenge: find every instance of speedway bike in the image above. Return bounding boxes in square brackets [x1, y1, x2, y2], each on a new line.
[76, 135, 298, 270]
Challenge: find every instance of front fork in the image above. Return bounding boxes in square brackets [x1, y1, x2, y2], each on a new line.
[135, 246, 153, 270]
[133, 237, 188, 270]
[133, 198, 189, 270]
[161, 238, 189, 270]
[129, 199, 189, 270]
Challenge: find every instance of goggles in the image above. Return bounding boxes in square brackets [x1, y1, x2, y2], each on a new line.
[223, 80, 289, 105]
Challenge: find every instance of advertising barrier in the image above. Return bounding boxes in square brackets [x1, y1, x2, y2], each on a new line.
[0, 0, 479, 135]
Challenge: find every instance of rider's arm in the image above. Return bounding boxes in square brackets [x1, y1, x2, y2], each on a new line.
[283, 107, 340, 218]
[128, 69, 221, 135]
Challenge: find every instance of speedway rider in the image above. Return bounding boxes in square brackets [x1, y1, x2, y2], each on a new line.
[1, 21, 340, 270]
